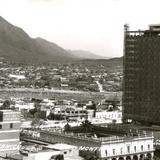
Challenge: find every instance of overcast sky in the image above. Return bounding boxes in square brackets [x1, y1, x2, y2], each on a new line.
[0, 0, 160, 58]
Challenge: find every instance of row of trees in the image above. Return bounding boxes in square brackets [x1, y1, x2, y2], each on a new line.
[47, 113, 65, 120]
[64, 119, 94, 133]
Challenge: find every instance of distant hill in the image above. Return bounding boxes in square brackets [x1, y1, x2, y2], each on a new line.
[68, 50, 108, 60]
[0, 16, 76, 63]
[77, 57, 123, 71]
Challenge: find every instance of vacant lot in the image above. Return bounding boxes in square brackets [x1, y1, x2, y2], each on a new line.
[0, 88, 122, 101]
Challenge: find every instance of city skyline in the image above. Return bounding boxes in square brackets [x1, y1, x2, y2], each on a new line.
[0, 0, 160, 58]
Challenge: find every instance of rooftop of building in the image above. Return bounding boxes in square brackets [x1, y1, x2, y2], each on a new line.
[45, 143, 77, 150]
[0, 109, 20, 113]
[125, 24, 160, 35]
[149, 24, 160, 30]
[6, 154, 23, 160]
[34, 149, 60, 154]
[40, 128, 153, 144]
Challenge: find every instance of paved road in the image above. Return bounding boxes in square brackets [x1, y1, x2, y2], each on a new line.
[95, 81, 105, 92]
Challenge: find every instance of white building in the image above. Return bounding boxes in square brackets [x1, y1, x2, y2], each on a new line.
[0, 110, 21, 157]
[15, 101, 34, 111]
[53, 105, 88, 120]
[23, 150, 61, 160]
[95, 110, 122, 123]
[39, 120, 81, 129]
[44, 143, 79, 158]
[9, 74, 26, 80]
[78, 133, 154, 160]
[98, 133, 154, 160]
[23, 129, 155, 160]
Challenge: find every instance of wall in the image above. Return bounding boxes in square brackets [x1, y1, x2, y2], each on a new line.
[100, 136, 154, 158]
[40, 131, 101, 148]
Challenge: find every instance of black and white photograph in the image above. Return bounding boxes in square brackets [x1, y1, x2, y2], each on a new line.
[0, 0, 159, 160]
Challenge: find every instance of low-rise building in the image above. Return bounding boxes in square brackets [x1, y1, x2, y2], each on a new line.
[44, 143, 79, 158]
[53, 106, 88, 120]
[98, 134, 154, 160]
[0, 110, 21, 158]
[14, 101, 34, 111]
[23, 150, 61, 160]
[95, 110, 122, 124]
[38, 131, 154, 160]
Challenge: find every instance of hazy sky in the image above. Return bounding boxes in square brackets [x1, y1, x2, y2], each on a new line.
[0, 0, 160, 57]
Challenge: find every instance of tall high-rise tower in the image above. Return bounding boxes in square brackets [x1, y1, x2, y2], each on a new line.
[123, 24, 160, 124]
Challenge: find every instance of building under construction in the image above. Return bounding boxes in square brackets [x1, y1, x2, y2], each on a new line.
[123, 24, 160, 124]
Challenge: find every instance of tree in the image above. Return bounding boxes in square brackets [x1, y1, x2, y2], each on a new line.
[31, 118, 45, 128]
[47, 113, 65, 120]
[64, 123, 71, 132]
[31, 118, 41, 127]
[1, 100, 11, 109]
[84, 155, 98, 160]
[51, 154, 64, 160]
[29, 108, 37, 116]
[80, 120, 93, 133]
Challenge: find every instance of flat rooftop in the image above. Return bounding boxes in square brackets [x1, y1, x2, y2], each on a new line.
[45, 143, 77, 150]
[0, 109, 20, 113]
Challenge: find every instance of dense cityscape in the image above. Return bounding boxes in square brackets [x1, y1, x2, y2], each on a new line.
[1, 4, 160, 160]
[0, 58, 122, 92]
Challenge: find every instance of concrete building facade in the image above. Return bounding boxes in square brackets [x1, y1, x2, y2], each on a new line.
[44, 143, 79, 158]
[123, 24, 160, 124]
[99, 134, 154, 160]
[22, 130, 154, 160]
[95, 111, 122, 123]
[0, 110, 21, 158]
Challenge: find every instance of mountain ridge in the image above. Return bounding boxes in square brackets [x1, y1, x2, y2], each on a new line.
[68, 49, 109, 60]
[0, 16, 121, 64]
[0, 16, 76, 63]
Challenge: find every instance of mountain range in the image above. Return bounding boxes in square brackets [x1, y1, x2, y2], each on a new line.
[0, 16, 113, 64]
[68, 50, 108, 60]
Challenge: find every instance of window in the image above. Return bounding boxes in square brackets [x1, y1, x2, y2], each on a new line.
[105, 150, 108, 156]
[127, 146, 130, 153]
[120, 148, 123, 154]
[141, 145, 143, 151]
[10, 123, 13, 129]
[113, 149, 115, 155]
[134, 146, 136, 152]
[64, 152, 67, 154]
[0, 124, 2, 129]
[148, 144, 150, 150]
